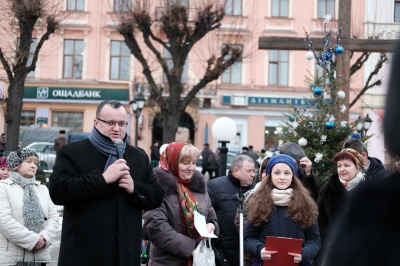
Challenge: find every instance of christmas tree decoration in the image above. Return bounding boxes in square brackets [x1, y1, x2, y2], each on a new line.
[306, 51, 314, 60]
[337, 90, 345, 99]
[340, 104, 346, 113]
[351, 133, 361, 139]
[325, 121, 334, 129]
[315, 153, 323, 163]
[298, 137, 308, 146]
[289, 114, 296, 122]
[335, 45, 344, 54]
[278, 17, 357, 184]
[313, 87, 323, 96]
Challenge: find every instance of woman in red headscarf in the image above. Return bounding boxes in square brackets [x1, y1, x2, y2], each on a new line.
[143, 142, 219, 266]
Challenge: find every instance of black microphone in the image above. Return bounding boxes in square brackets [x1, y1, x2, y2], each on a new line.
[115, 139, 124, 159]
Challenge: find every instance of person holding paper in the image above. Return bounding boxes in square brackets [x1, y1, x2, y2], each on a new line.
[244, 154, 320, 266]
[143, 142, 219, 266]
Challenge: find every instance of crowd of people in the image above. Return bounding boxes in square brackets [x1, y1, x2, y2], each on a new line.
[1, 41, 400, 266]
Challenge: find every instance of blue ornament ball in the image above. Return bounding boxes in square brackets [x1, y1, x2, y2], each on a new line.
[289, 115, 295, 122]
[324, 51, 332, 60]
[351, 133, 361, 139]
[314, 87, 323, 96]
[325, 121, 334, 129]
[335, 45, 344, 54]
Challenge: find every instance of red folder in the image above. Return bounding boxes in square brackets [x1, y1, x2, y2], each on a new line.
[264, 236, 303, 266]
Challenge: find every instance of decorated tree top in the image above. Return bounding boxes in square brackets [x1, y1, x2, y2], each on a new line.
[277, 15, 357, 183]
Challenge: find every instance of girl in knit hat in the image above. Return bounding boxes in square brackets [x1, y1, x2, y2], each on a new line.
[315, 148, 365, 265]
[0, 148, 59, 265]
[244, 154, 320, 266]
[0, 156, 10, 180]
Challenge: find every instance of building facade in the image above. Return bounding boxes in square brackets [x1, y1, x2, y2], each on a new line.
[0, 0, 397, 164]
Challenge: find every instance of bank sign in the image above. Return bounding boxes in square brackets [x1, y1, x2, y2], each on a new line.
[24, 86, 129, 101]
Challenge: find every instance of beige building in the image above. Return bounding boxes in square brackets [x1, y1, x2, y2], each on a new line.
[0, 0, 397, 163]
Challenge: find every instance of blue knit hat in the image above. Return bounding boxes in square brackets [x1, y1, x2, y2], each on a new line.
[265, 154, 298, 176]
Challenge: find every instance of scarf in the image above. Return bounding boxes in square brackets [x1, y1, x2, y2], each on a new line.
[271, 188, 293, 206]
[164, 142, 202, 241]
[339, 171, 365, 191]
[88, 127, 127, 172]
[10, 172, 46, 233]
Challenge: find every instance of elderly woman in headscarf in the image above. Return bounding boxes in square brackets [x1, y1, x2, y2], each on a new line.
[143, 142, 219, 266]
[0, 148, 59, 265]
[315, 148, 365, 265]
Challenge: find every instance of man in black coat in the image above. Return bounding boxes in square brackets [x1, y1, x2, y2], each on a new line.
[343, 138, 389, 180]
[323, 40, 400, 266]
[49, 100, 164, 266]
[207, 155, 255, 266]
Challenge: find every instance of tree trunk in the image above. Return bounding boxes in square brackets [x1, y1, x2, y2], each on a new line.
[5, 76, 25, 152]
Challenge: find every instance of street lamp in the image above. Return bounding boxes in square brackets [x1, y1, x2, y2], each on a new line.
[212, 117, 237, 177]
[356, 114, 373, 138]
[130, 93, 146, 146]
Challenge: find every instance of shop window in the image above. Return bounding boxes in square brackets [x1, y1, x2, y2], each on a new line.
[114, 0, 131, 12]
[395, 0, 400, 22]
[265, 126, 279, 152]
[52, 112, 83, 131]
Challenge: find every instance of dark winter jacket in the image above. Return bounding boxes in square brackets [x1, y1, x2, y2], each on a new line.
[316, 173, 352, 265]
[324, 171, 400, 266]
[245, 206, 321, 265]
[144, 167, 219, 266]
[202, 147, 216, 170]
[207, 172, 254, 266]
[298, 168, 319, 202]
[364, 156, 389, 180]
[49, 139, 164, 266]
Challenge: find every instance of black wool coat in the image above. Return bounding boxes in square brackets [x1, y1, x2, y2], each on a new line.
[49, 139, 164, 266]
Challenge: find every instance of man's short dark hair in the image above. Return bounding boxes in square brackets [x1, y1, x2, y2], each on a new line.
[343, 138, 368, 155]
[96, 100, 124, 116]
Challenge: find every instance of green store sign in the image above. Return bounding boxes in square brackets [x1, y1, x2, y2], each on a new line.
[24, 86, 129, 101]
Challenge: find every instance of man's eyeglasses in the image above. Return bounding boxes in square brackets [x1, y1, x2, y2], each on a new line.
[96, 118, 128, 127]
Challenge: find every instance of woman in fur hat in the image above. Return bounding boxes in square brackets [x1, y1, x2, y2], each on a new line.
[143, 142, 219, 266]
[0, 148, 59, 265]
[315, 148, 365, 265]
[244, 154, 320, 266]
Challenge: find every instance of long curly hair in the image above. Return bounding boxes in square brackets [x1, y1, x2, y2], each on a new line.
[247, 172, 318, 229]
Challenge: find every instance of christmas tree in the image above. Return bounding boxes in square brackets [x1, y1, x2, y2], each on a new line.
[277, 16, 356, 184]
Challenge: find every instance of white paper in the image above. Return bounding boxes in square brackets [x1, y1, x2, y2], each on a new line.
[194, 211, 218, 238]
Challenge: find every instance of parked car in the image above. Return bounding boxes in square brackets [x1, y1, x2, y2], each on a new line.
[195, 152, 237, 175]
[25, 142, 56, 171]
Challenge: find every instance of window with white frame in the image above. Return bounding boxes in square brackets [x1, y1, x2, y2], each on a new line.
[114, 0, 132, 12]
[52, 112, 84, 131]
[67, 0, 84, 11]
[221, 44, 242, 84]
[162, 49, 188, 84]
[225, 0, 242, 16]
[271, 0, 288, 17]
[63, 39, 83, 79]
[395, 0, 400, 22]
[110, 41, 130, 80]
[317, 0, 335, 18]
[269, 50, 288, 86]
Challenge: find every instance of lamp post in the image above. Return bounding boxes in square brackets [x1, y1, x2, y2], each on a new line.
[212, 117, 237, 177]
[356, 114, 373, 138]
[130, 93, 146, 146]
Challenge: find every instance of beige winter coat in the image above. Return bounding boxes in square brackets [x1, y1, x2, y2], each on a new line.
[0, 178, 59, 265]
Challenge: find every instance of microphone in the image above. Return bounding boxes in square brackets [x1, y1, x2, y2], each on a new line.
[115, 139, 124, 159]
